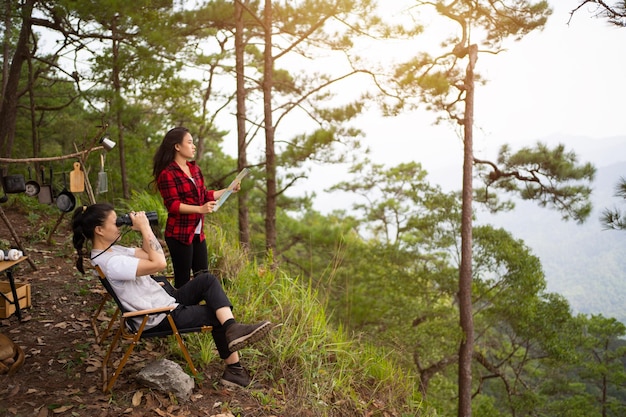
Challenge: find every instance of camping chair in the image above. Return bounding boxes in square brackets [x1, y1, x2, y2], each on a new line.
[93, 265, 212, 392]
[89, 270, 172, 345]
[90, 283, 119, 345]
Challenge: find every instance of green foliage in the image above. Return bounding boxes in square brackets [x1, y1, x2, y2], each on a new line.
[331, 160, 460, 251]
[118, 190, 165, 219]
[601, 177, 626, 229]
[475, 142, 596, 223]
[575, 315, 626, 416]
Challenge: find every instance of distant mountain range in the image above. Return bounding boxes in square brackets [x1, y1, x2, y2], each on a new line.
[477, 135, 626, 324]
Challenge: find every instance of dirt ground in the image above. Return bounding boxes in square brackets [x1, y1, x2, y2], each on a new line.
[0, 205, 281, 417]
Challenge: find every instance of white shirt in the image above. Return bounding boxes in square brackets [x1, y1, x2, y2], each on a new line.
[189, 176, 202, 235]
[91, 245, 177, 329]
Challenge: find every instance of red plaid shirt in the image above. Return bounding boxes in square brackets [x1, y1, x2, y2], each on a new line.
[157, 161, 215, 245]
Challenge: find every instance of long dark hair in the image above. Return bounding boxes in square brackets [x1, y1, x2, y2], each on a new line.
[152, 126, 190, 184]
[72, 203, 115, 274]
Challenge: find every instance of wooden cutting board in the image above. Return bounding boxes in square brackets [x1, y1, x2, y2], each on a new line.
[69, 162, 85, 193]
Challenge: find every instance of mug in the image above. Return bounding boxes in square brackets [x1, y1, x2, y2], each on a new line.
[5, 249, 23, 261]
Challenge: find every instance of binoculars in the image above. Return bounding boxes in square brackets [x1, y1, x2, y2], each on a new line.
[116, 211, 158, 227]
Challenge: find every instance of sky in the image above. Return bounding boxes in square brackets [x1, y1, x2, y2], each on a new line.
[290, 0, 626, 211]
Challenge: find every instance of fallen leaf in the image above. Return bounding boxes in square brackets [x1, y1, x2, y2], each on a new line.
[85, 357, 102, 367]
[52, 405, 73, 413]
[19, 314, 32, 322]
[132, 390, 143, 407]
[63, 388, 81, 395]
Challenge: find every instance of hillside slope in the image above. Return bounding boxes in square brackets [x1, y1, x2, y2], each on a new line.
[0, 202, 423, 416]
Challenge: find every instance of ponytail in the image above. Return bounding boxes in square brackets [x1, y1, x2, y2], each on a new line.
[71, 203, 115, 274]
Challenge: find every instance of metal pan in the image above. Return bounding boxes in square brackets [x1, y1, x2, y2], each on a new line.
[38, 166, 53, 204]
[56, 172, 76, 212]
[2, 174, 25, 194]
[25, 166, 40, 197]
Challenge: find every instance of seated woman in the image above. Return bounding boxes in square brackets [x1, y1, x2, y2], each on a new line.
[71, 203, 272, 388]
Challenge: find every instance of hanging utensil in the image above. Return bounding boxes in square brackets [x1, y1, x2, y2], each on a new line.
[56, 172, 76, 213]
[2, 174, 25, 194]
[25, 166, 41, 197]
[69, 161, 85, 193]
[38, 166, 53, 204]
[97, 154, 108, 194]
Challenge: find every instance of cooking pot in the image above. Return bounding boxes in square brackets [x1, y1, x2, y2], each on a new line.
[2, 174, 25, 194]
[56, 172, 76, 212]
[24, 167, 40, 197]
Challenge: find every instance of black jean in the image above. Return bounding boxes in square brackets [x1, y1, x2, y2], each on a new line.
[150, 272, 234, 359]
[165, 234, 209, 288]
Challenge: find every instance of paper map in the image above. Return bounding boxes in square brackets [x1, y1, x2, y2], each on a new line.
[214, 168, 250, 211]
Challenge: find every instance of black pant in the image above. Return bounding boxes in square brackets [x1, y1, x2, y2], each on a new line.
[165, 234, 209, 288]
[151, 272, 234, 359]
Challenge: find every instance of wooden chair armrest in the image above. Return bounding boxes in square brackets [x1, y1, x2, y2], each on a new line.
[121, 305, 176, 318]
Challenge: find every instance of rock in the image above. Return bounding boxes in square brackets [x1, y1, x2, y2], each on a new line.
[136, 359, 194, 401]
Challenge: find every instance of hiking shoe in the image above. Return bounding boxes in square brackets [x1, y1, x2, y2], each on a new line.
[225, 320, 272, 352]
[220, 365, 262, 389]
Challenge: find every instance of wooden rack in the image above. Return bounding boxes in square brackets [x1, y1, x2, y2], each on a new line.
[0, 126, 108, 270]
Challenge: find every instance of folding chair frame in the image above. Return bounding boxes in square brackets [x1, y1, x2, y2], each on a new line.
[91, 290, 119, 345]
[93, 265, 212, 392]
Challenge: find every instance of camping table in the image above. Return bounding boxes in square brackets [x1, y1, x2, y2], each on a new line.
[0, 256, 28, 321]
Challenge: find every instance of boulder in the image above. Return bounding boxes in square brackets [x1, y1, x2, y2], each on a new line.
[136, 359, 194, 401]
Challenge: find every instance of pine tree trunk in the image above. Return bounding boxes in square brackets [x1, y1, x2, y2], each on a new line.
[234, 0, 250, 248]
[458, 43, 478, 417]
[262, 0, 277, 253]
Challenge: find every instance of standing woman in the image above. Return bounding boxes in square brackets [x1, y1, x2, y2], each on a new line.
[152, 127, 239, 288]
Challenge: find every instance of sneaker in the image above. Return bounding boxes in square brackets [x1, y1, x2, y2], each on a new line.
[220, 365, 262, 389]
[225, 320, 272, 352]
